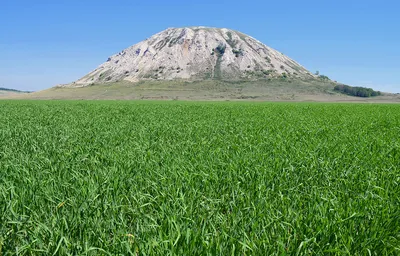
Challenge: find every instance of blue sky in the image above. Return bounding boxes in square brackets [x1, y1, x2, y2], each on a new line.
[1, 0, 399, 93]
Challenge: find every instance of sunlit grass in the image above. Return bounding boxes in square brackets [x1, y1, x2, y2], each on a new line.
[0, 101, 399, 255]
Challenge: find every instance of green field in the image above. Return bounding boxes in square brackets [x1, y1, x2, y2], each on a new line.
[0, 101, 399, 255]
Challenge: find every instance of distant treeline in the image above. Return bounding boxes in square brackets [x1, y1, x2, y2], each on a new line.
[0, 87, 32, 93]
[334, 84, 381, 97]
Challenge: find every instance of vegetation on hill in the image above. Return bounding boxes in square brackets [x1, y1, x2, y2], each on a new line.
[334, 84, 381, 97]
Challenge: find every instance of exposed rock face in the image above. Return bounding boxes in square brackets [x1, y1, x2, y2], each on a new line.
[71, 27, 314, 86]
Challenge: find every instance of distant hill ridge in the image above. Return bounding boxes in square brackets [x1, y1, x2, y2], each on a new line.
[0, 87, 32, 93]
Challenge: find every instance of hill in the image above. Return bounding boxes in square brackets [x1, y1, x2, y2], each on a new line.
[5, 27, 399, 102]
[64, 27, 315, 87]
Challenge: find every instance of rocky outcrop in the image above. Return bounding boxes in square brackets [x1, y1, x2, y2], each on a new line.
[68, 27, 315, 86]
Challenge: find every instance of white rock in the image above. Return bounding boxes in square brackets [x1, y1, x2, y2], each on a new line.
[70, 27, 314, 86]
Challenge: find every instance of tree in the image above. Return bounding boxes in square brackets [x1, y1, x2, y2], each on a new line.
[334, 84, 381, 97]
[319, 75, 330, 81]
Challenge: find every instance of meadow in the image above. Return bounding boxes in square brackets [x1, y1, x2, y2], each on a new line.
[0, 100, 399, 255]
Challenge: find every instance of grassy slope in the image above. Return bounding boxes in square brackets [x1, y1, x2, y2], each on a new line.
[5, 79, 399, 102]
[0, 101, 399, 254]
[10, 78, 400, 102]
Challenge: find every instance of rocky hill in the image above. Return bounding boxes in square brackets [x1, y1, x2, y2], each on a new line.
[4, 27, 398, 102]
[66, 27, 315, 86]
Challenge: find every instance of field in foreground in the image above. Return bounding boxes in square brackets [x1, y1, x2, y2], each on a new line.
[0, 101, 399, 255]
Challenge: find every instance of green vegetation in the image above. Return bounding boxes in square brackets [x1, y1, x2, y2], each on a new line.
[1, 101, 399, 255]
[215, 43, 226, 56]
[168, 36, 183, 47]
[319, 75, 330, 81]
[154, 39, 168, 51]
[0, 87, 32, 93]
[213, 43, 226, 79]
[262, 69, 275, 76]
[225, 32, 237, 49]
[232, 49, 243, 57]
[334, 84, 382, 97]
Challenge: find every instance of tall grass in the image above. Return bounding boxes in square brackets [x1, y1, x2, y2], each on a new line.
[0, 101, 399, 255]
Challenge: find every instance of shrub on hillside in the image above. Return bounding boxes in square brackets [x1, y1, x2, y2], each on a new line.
[232, 49, 243, 57]
[334, 84, 381, 97]
[215, 43, 226, 55]
[319, 75, 330, 81]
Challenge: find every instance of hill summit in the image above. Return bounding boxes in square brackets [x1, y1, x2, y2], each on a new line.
[71, 27, 315, 86]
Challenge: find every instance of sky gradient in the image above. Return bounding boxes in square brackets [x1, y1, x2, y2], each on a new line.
[1, 0, 399, 93]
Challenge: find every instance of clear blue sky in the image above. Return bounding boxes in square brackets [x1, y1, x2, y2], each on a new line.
[1, 0, 399, 93]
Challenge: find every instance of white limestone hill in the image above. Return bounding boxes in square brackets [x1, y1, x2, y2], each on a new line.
[66, 27, 315, 87]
